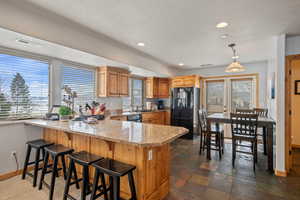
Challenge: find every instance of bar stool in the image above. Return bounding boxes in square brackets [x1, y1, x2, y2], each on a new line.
[38, 144, 74, 200]
[63, 151, 104, 200]
[22, 139, 54, 187]
[90, 158, 137, 200]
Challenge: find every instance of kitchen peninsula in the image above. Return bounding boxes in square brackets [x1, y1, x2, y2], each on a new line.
[25, 119, 188, 200]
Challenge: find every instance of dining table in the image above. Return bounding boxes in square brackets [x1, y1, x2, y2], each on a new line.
[206, 113, 276, 172]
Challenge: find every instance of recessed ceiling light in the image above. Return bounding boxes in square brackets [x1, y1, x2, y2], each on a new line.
[137, 42, 145, 47]
[179, 63, 184, 66]
[216, 22, 229, 28]
[220, 34, 229, 39]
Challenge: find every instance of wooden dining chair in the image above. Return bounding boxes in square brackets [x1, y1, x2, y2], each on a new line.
[254, 108, 268, 155]
[253, 108, 268, 117]
[235, 108, 255, 114]
[198, 109, 224, 159]
[230, 113, 258, 171]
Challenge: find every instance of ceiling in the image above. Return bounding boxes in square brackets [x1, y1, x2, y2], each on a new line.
[0, 27, 163, 77]
[24, 0, 300, 69]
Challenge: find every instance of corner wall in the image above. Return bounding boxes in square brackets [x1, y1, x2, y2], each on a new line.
[0, 123, 42, 174]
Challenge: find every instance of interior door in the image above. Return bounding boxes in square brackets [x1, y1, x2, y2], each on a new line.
[290, 59, 300, 147]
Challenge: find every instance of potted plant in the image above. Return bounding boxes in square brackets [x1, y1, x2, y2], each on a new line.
[58, 106, 72, 121]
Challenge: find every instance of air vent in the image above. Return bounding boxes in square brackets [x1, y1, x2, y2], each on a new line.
[15, 38, 42, 47]
[16, 39, 30, 44]
[199, 64, 213, 68]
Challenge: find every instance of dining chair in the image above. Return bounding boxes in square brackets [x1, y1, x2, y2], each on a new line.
[230, 113, 258, 171]
[254, 108, 268, 155]
[235, 108, 255, 144]
[253, 108, 268, 117]
[235, 108, 255, 114]
[198, 109, 224, 159]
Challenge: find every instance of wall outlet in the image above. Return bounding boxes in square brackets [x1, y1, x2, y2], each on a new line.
[148, 150, 153, 160]
[11, 151, 17, 157]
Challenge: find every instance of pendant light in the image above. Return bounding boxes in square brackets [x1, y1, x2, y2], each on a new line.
[225, 43, 245, 73]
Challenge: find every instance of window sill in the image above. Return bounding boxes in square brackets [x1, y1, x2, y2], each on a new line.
[0, 118, 42, 127]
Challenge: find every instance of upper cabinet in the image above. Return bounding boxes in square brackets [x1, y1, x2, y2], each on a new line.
[145, 77, 170, 98]
[171, 75, 201, 88]
[97, 66, 130, 97]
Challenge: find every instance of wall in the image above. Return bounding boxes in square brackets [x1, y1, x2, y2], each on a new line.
[176, 61, 268, 108]
[274, 34, 286, 173]
[286, 36, 300, 56]
[0, 123, 42, 174]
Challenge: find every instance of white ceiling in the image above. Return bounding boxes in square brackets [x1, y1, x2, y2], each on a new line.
[0, 27, 163, 77]
[21, 0, 300, 69]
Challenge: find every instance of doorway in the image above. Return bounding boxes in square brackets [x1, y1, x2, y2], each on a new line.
[203, 74, 258, 137]
[286, 55, 300, 174]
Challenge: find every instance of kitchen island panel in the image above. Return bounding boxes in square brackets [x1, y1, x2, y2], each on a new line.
[43, 128, 171, 200]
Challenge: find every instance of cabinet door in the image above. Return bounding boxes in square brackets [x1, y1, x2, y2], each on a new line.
[158, 79, 169, 98]
[119, 73, 129, 96]
[165, 111, 170, 125]
[107, 71, 119, 96]
[171, 78, 184, 88]
[97, 71, 107, 97]
[145, 79, 153, 98]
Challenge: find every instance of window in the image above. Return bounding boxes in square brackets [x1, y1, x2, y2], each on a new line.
[0, 53, 49, 119]
[231, 79, 253, 110]
[122, 78, 144, 111]
[61, 65, 95, 112]
[206, 81, 224, 113]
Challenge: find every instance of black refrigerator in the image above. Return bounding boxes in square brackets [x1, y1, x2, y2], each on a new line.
[171, 87, 200, 139]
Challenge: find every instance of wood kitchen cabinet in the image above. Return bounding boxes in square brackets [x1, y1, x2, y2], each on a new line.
[165, 110, 171, 125]
[145, 77, 170, 98]
[142, 112, 164, 124]
[171, 75, 200, 88]
[97, 66, 130, 97]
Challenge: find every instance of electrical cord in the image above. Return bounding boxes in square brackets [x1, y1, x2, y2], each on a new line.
[13, 152, 19, 171]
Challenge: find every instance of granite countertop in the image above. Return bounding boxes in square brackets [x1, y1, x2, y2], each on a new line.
[25, 119, 188, 147]
[109, 109, 170, 117]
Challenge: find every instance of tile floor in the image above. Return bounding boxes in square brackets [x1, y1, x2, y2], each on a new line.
[1, 137, 300, 200]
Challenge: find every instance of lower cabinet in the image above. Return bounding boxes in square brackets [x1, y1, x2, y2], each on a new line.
[142, 111, 167, 125]
[110, 111, 171, 125]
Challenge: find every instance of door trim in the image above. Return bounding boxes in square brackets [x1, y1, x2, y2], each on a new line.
[285, 54, 300, 173]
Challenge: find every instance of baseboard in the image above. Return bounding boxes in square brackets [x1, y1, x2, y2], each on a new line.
[275, 169, 287, 177]
[0, 166, 35, 181]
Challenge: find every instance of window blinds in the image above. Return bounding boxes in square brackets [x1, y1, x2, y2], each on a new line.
[0, 53, 49, 119]
[61, 65, 95, 113]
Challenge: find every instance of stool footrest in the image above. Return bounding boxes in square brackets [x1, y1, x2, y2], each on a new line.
[69, 178, 83, 186]
[27, 159, 44, 165]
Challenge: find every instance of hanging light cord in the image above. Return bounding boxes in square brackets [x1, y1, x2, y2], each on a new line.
[228, 43, 237, 62]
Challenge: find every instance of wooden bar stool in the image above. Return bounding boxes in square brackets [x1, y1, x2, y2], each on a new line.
[63, 151, 104, 200]
[90, 158, 137, 200]
[38, 144, 74, 200]
[22, 139, 54, 187]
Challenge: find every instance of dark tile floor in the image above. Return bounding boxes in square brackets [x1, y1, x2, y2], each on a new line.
[166, 137, 300, 200]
